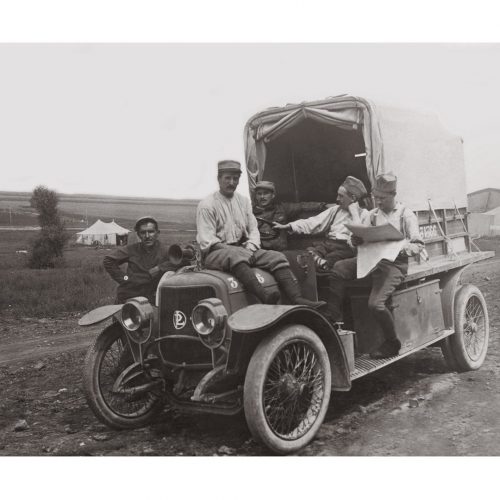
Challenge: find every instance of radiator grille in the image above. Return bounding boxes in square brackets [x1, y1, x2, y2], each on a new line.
[159, 286, 216, 337]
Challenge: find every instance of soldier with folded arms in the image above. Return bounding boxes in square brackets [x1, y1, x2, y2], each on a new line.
[253, 180, 327, 251]
[103, 216, 177, 304]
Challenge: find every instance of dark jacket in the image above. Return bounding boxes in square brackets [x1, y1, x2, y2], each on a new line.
[253, 201, 327, 251]
[103, 240, 177, 303]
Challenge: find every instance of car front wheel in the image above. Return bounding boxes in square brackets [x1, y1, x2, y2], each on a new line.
[243, 324, 331, 455]
[83, 323, 164, 429]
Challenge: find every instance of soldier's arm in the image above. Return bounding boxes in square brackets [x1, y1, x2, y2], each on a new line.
[196, 204, 222, 253]
[401, 209, 425, 256]
[283, 202, 327, 220]
[103, 246, 130, 284]
[245, 200, 262, 252]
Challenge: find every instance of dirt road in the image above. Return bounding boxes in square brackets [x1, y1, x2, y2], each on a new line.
[1, 250, 499, 456]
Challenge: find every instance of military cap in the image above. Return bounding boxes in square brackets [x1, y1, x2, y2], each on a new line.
[341, 176, 367, 199]
[372, 172, 397, 195]
[134, 216, 159, 232]
[255, 180, 276, 193]
[217, 160, 242, 174]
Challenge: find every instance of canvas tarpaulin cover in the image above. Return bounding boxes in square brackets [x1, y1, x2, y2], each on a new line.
[244, 95, 467, 211]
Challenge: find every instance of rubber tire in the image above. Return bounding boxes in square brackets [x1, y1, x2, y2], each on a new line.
[441, 284, 489, 371]
[243, 324, 331, 455]
[83, 323, 164, 429]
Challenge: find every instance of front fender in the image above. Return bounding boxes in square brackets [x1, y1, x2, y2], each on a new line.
[78, 304, 123, 326]
[228, 304, 351, 392]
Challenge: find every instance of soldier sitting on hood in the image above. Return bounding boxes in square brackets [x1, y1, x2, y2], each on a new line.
[253, 180, 327, 251]
[274, 176, 370, 271]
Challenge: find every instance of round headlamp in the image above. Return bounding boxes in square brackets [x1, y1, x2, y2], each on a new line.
[191, 298, 227, 348]
[121, 297, 154, 342]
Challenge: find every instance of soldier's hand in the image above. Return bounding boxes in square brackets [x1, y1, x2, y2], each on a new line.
[243, 241, 259, 253]
[348, 202, 359, 215]
[148, 265, 161, 278]
[272, 222, 289, 230]
[350, 235, 364, 246]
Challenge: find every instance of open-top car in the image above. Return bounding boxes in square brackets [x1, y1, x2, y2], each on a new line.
[79, 95, 493, 454]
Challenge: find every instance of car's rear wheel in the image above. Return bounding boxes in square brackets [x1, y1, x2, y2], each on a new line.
[243, 324, 331, 455]
[83, 323, 164, 429]
[441, 284, 489, 371]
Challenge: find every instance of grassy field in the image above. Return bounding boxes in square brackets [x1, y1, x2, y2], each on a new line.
[0, 191, 198, 230]
[0, 222, 194, 318]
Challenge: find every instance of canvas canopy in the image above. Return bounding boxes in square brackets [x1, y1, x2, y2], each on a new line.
[76, 219, 130, 246]
[244, 95, 467, 211]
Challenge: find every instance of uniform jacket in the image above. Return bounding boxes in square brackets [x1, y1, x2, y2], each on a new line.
[253, 201, 327, 251]
[103, 240, 176, 302]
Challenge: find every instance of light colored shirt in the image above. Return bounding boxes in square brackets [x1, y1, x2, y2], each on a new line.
[288, 203, 369, 241]
[196, 191, 261, 253]
[369, 201, 424, 256]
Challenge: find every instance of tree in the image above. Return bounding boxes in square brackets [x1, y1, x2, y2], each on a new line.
[29, 185, 69, 268]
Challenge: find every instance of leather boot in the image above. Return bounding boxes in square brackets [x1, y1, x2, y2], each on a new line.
[369, 307, 401, 359]
[273, 268, 326, 309]
[232, 263, 280, 304]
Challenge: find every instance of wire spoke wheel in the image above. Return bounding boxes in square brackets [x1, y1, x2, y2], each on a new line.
[263, 341, 325, 440]
[442, 284, 489, 372]
[83, 324, 164, 429]
[462, 295, 487, 362]
[98, 335, 159, 418]
[244, 324, 331, 454]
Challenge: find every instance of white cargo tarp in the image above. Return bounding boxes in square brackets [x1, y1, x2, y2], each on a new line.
[244, 95, 467, 211]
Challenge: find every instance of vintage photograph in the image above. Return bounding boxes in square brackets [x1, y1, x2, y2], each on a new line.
[1, 42, 499, 463]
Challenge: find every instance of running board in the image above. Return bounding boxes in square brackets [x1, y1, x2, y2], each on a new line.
[350, 329, 454, 380]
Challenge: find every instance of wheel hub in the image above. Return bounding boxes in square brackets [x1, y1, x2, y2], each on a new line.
[467, 321, 478, 334]
[279, 373, 301, 398]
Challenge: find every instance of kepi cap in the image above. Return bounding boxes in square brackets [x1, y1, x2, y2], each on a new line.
[341, 176, 367, 199]
[218, 160, 242, 174]
[372, 173, 397, 195]
[255, 180, 276, 193]
[134, 216, 159, 232]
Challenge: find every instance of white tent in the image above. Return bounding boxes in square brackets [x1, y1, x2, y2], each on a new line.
[468, 206, 500, 237]
[76, 219, 130, 246]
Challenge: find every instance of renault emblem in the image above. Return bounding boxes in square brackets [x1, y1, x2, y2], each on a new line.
[173, 310, 187, 330]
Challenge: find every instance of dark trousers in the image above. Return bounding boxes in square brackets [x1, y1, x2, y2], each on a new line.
[328, 257, 408, 342]
[308, 239, 355, 268]
[204, 246, 289, 273]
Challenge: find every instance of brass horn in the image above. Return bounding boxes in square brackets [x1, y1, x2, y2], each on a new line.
[168, 244, 196, 265]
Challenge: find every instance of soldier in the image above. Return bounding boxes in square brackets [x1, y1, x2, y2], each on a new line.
[327, 173, 425, 359]
[103, 216, 177, 304]
[196, 160, 325, 308]
[273, 176, 369, 270]
[253, 180, 327, 251]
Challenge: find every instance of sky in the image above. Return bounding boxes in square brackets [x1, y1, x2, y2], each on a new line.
[1, 43, 499, 200]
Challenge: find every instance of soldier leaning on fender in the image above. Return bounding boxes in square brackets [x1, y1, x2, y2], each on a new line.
[273, 176, 369, 270]
[327, 173, 425, 359]
[196, 160, 325, 309]
[103, 216, 178, 304]
[252, 180, 327, 251]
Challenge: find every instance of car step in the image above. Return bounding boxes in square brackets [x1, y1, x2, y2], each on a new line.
[350, 328, 454, 380]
